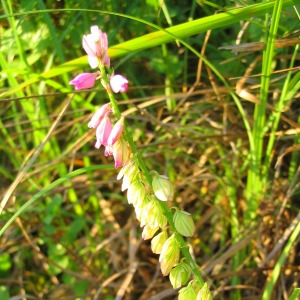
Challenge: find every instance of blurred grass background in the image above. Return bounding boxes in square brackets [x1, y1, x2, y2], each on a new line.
[0, 0, 300, 299]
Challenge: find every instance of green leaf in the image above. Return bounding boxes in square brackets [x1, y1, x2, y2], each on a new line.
[0, 253, 11, 277]
[48, 255, 69, 275]
[73, 280, 89, 296]
[289, 289, 300, 300]
[0, 286, 10, 300]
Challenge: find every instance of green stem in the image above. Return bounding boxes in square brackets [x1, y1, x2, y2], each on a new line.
[99, 64, 205, 287]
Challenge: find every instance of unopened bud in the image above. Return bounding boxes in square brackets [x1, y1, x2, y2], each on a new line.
[142, 224, 159, 240]
[152, 171, 174, 201]
[196, 283, 212, 300]
[117, 157, 136, 180]
[127, 179, 145, 206]
[135, 195, 151, 225]
[112, 136, 131, 168]
[159, 234, 180, 276]
[143, 199, 167, 229]
[118, 158, 139, 191]
[151, 230, 168, 254]
[178, 281, 197, 300]
[173, 209, 195, 237]
[170, 260, 191, 289]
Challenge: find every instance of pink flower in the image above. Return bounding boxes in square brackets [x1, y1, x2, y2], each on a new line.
[110, 75, 128, 93]
[104, 145, 113, 156]
[88, 56, 99, 69]
[103, 55, 110, 68]
[88, 54, 110, 69]
[95, 114, 113, 148]
[112, 137, 130, 168]
[88, 103, 112, 129]
[82, 26, 108, 58]
[69, 73, 97, 90]
[107, 117, 124, 146]
[82, 26, 110, 68]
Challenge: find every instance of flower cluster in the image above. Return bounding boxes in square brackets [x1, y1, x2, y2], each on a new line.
[69, 26, 130, 168]
[117, 161, 196, 280]
[69, 25, 128, 93]
[69, 25, 212, 300]
[88, 103, 130, 168]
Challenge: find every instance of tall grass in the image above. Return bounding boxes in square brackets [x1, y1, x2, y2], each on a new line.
[0, 0, 299, 299]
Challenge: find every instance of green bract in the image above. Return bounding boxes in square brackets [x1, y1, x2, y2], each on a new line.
[152, 171, 174, 201]
[173, 209, 195, 237]
[169, 260, 191, 289]
[151, 231, 168, 254]
[135, 194, 151, 225]
[159, 234, 180, 276]
[142, 224, 159, 240]
[197, 283, 212, 300]
[143, 199, 167, 229]
[178, 282, 197, 300]
[127, 179, 145, 206]
[118, 158, 139, 191]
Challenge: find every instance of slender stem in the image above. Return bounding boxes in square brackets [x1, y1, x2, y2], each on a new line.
[99, 64, 205, 287]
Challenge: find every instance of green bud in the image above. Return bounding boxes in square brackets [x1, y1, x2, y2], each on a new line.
[135, 194, 150, 225]
[143, 199, 167, 229]
[178, 281, 197, 300]
[169, 260, 191, 289]
[127, 179, 145, 206]
[159, 234, 180, 276]
[118, 158, 139, 191]
[197, 283, 212, 300]
[173, 209, 195, 237]
[191, 279, 202, 294]
[151, 230, 168, 254]
[152, 171, 174, 201]
[142, 224, 159, 240]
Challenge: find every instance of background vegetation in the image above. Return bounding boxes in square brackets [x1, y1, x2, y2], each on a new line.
[0, 0, 299, 299]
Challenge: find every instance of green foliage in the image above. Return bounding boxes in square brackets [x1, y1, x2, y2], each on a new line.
[0, 254, 11, 277]
[1, 0, 299, 298]
[0, 286, 10, 300]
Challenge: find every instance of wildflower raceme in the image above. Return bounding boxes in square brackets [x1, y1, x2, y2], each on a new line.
[69, 25, 211, 299]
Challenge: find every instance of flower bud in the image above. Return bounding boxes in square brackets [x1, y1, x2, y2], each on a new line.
[107, 117, 124, 146]
[152, 172, 174, 201]
[69, 73, 97, 90]
[143, 199, 167, 229]
[151, 231, 168, 254]
[178, 282, 197, 300]
[196, 283, 212, 300]
[118, 158, 139, 191]
[112, 137, 131, 168]
[135, 194, 150, 225]
[169, 260, 191, 289]
[117, 157, 137, 181]
[127, 179, 145, 206]
[110, 75, 129, 93]
[173, 209, 195, 237]
[159, 234, 180, 276]
[88, 103, 112, 129]
[95, 114, 113, 148]
[142, 224, 159, 240]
